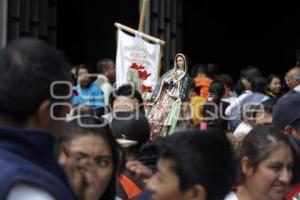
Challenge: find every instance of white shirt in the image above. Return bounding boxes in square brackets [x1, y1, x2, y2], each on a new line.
[7, 184, 54, 200]
[95, 74, 114, 106]
[222, 96, 237, 105]
[294, 85, 300, 93]
[233, 121, 253, 137]
[225, 90, 252, 116]
[224, 191, 239, 200]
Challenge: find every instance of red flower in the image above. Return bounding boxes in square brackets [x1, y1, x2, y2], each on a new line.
[142, 85, 153, 93]
[138, 70, 151, 80]
[129, 63, 145, 70]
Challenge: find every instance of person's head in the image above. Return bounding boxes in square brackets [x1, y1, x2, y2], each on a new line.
[109, 84, 144, 114]
[251, 76, 267, 94]
[77, 64, 91, 88]
[146, 129, 236, 200]
[255, 98, 277, 126]
[237, 125, 294, 200]
[190, 64, 206, 78]
[96, 58, 116, 84]
[240, 66, 262, 91]
[59, 116, 120, 200]
[111, 112, 150, 160]
[206, 63, 219, 80]
[0, 38, 70, 134]
[208, 80, 225, 103]
[234, 79, 246, 96]
[196, 65, 207, 77]
[267, 74, 282, 95]
[273, 93, 300, 139]
[217, 74, 234, 98]
[241, 104, 261, 127]
[285, 67, 300, 90]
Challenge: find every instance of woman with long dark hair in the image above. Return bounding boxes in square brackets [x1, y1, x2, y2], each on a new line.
[266, 74, 283, 98]
[58, 116, 120, 200]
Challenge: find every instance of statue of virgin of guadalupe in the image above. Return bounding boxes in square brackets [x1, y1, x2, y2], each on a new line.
[147, 53, 192, 139]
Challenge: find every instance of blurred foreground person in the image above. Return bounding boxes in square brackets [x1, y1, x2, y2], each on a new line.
[136, 129, 236, 200]
[59, 116, 120, 200]
[0, 38, 75, 199]
[111, 112, 158, 199]
[272, 93, 300, 199]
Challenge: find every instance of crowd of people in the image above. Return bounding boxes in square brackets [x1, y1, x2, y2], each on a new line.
[1, 37, 300, 200]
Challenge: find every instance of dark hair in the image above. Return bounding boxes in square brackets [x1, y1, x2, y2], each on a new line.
[190, 64, 206, 78]
[206, 63, 219, 79]
[251, 76, 267, 93]
[266, 74, 283, 96]
[218, 74, 234, 90]
[267, 74, 281, 85]
[76, 64, 88, 76]
[237, 66, 261, 94]
[203, 80, 228, 129]
[241, 65, 262, 82]
[208, 80, 225, 104]
[76, 64, 96, 87]
[109, 84, 144, 113]
[96, 58, 114, 74]
[158, 129, 236, 200]
[0, 38, 70, 126]
[111, 112, 150, 158]
[237, 125, 294, 184]
[234, 78, 245, 96]
[61, 116, 120, 200]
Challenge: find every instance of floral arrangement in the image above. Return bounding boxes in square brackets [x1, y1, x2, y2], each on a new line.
[129, 63, 152, 93]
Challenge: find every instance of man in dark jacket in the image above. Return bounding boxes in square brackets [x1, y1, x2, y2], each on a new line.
[273, 93, 300, 199]
[0, 38, 76, 199]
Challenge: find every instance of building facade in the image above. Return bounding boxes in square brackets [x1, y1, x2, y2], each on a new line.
[0, 0, 183, 74]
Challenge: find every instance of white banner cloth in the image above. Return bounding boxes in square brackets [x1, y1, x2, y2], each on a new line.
[116, 29, 160, 95]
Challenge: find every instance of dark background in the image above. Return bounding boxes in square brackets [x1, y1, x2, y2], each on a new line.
[182, 1, 300, 79]
[57, 1, 300, 79]
[57, 1, 139, 71]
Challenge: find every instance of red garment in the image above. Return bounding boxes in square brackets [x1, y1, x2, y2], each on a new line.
[194, 77, 212, 99]
[285, 182, 300, 200]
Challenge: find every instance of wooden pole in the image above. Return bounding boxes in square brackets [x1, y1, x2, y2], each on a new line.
[138, 0, 148, 32]
[114, 22, 165, 45]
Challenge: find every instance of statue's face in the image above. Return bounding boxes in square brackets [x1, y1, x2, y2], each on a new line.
[176, 56, 185, 71]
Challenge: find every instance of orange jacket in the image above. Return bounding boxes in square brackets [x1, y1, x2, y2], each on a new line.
[194, 77, 212, 99]
[119, 174, 142, 199]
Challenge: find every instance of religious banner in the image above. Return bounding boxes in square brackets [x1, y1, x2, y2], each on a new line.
[116, 29, 160, 98]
